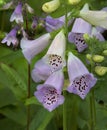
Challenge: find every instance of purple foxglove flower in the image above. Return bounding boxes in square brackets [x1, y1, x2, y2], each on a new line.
[20, 33, 51, 63]
[91, 27, 105, 41]
[79, 3, 107, 29]
[1, 26, 19, 46]
[34, 70, 64, 112]
[10, 2, 23, 23]
[45, 13, 73, 32]
[2, 1, 13, 10]
[96, 7, 107, 33]
[32, 30, 66, 82]
[45, 15, 65, 32]
[31, 17, 38, 29]
[67, 52, 97, 99]
[68, 18, 92, 52]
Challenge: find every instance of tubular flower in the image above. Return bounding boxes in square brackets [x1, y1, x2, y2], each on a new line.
[20, 33, 51, 63]
[1, 26, 19, 46]
[10, 2, 23, 24]
[32, 30, 66, 82]
[31, 17, 38, 29]
[34, 70, 64, 112]
[45, 13, 73, 32]
[42, 0, 60, 13]
[68, 18, 92, 52]
[67, 52, 97, 99]
[91, 27, 105, 41]
[79, 3, 107, 29]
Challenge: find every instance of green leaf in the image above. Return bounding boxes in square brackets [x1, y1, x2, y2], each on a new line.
[25, 96, 41, 106]
[0, 63, 27, 100]
[0, 104, 27, 126]
[29, 108, 53, 130]
[0, 63, 27, 90]
[0, 118, 25, 130]
[0, 87, 16, 108]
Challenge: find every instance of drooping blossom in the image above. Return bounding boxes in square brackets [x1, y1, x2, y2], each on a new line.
[96, 7, 107, 33]
[24, 3, 34, 14]
[32, 30, 66, 82]
[67, 52, 97, 99]
[68, 18, 92, 52]
[34, 70, 64, 112]
[1, 26, 19, 46]
[10, 2, 23, 24]
[79, 3, 107, 29]
[20, 33, 51, 63]
[45, 13, 73, 32]
[91, 27, 105, 41]
[42, 0, 60, 13]
[2, 1, 14, 10]
[31, 17, 38, 29]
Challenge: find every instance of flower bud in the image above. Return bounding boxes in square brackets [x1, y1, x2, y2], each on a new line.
[92, 55, 104, 62]
[95, 66, 107, 76]
[68, 0, 81, 5]
[42, 0, 60, 13]
[86, 54, 92, 61]
[103, 50, 107, 56]
[83, 33, 90, 40]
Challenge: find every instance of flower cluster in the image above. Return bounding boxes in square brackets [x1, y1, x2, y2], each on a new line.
[2, 0, 107, 112]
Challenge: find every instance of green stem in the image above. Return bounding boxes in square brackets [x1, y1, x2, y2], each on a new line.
[63, 91, 67, 130]
[26, 64, 31, 130]
[89, 38, 96, 130]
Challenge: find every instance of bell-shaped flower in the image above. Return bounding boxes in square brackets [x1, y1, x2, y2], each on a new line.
[2, 1, 14, 10]
[1, 26, 19, 46]
[96, 7, 107, 33]
[68, 18, 92, 52]
[45, 13, 73, 32]
[67, 52, 97, 99]
[24, 3, 34, 14]
[20, 33, 51, 63]
[10, 2, 23, 24]
[42, 0, 60, 13]
[32, 30, 66, 82]
[34, 70, 64, 112]
[79, 3, 107, 29]
[31, 17, 38, 29]
[91, 27, 105, 41]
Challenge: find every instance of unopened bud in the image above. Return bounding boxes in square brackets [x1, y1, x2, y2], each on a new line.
[86, 54, 92, 61]
[68, 0, 81, 5]
[83, 33, 90, 41]
[92, 55, 104, 62]
[103, 50, 107, 56]
[95, 66, 107, 76]
[42, 0, 60, 13]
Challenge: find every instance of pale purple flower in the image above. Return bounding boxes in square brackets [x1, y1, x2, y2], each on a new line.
[67, 52, 97, 99]
[45, 13, 73, 32]
[96, 7, 107, 33]
[1, 26, 19, 46]
[34, 70, 64, 112]
[20, 33, 51, 63]
[31, 17, 38, 29]
[32, 30, 66, 82]
[45, 15, 64, 32]
[68, 18, 92, 52]
[79, 3, 107, 29]
[10, 2, 23, 23]
[91, 27, 105, 41]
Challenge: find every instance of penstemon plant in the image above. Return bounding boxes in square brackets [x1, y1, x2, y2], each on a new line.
[0, 0, 107, 130]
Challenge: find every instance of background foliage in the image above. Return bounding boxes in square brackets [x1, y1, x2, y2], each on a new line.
[0, 0, 107, 130]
